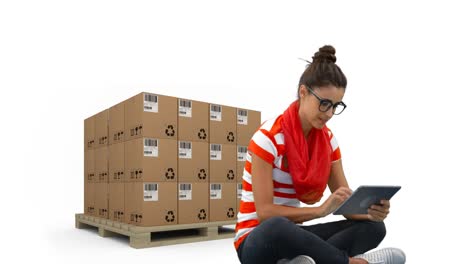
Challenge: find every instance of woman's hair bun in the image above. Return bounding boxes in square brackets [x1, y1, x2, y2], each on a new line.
[312, 45, 337, 63]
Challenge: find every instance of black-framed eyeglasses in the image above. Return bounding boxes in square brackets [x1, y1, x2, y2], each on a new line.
[306, 86, 347, 115]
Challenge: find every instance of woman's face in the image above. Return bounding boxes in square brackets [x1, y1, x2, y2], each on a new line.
[298, 84, 346, 130]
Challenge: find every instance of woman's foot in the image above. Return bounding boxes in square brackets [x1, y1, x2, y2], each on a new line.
[353, 247, 406, 264]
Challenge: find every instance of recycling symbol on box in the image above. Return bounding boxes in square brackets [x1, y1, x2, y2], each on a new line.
[227, 170, 235, 180]
[227, 132, 235, 142]
[198, 169, 207, 180]
[165, 125, 175, 137]
[227, 208, 235, 218]
[165, 211, 175, 222]
[165, 168, 175, 180]
[198, 209, 207, 220]
[198, 128, 207, 140]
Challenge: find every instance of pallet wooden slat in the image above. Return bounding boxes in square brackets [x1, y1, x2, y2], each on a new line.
[75, 213, 236, 249]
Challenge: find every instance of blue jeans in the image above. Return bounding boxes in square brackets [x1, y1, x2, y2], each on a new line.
[236, 216, 386, 264]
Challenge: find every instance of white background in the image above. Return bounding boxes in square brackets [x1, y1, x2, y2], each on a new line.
[1, 0, 467, 263]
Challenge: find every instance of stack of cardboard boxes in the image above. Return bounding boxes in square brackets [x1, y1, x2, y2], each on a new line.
[108, 101, 125, 222]
[236, 108, 261, 213]
[123, 93, 178, 226]
[84, 115, 95, 216]
[208, 103, 237, 221]
[177, 98, 210, 224]
[84, 108, 111, 219]
[84, 92, 260, 227]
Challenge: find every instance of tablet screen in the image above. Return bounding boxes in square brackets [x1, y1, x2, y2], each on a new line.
[333, 185, 401, 215]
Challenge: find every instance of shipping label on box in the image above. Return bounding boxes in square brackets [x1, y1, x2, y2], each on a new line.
[237, 109, 248, 125]
[210, 104, 222, 121]
[143, 93, 158, 113]
[143, 138, 158, 157]
[210, 144, 222, 160]
[237, 183, 243, 199]
[178, 99, 192, 118]
[143, 183, 158, 201]
[179, 141, 192, 159]
[210, 183, 222, 199]
[237, 146, 247, 161]
[179, 183, 192, 200]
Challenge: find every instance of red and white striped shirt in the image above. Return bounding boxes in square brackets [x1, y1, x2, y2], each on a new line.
[234, 114, 341, 250]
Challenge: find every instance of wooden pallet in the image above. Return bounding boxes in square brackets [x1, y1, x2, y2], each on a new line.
[75, 213, 237, 249]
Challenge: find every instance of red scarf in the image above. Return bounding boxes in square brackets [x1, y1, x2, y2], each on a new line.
[281, 101, 332, 204]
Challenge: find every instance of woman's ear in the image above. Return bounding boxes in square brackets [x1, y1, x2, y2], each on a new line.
[299, 85, 308, 98]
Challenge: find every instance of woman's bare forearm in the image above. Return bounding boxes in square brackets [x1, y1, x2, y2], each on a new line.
[257, 204, 325, 223]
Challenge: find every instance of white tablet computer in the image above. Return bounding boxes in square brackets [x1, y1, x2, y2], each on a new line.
[333, 185, 401, 215]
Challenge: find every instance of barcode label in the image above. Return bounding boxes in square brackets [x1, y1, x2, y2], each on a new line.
[179, 141, 192, 159]
[179, 183, 192, 200]
[237, 183, 243, 199]
[237, 109, 248, 125]
[179, 99, 191, 108]
[143, 138, 158, 157]
[211, 144, 221, 151]
[143, 183, 158, 201]
[237, 146, 248, 161]
[179, 99, 192, 117]
[210, 144, 222, 160]
[143, 93, 158, 113]
[210, 183, 222, 199]
[210, 104, 222, 121]
[211, 184, 221, 190]
[144, 94, 158, 103]
[145, 139, 158, 146]
[180, 141, 191, 149]
[180, 183, 192, 190]
[145, 184, 158, 191]
[211, 104, 221, 112]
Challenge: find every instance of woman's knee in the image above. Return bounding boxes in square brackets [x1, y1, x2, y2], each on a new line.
[365, 221, 387, 242]
[263, 216, 291, 226]
[260, 216, 295, 239]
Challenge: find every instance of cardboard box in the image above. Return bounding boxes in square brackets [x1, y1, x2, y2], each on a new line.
[209, 182, 237, 222]
[236, 108, 261, 146]
[209, 103, 236, 144]
[125, 182, 178, 227]
[84, 182, 95, 216]
[84, 115, 95, 150]
[236, 182, 242, 214]
[95, 146, 108, 183]
[125, 92, 177, 141]
[178, 98, 209, 142]
[95, 182, 109, 219]
[178, 182, 209, 224]
[209, 143, 236, 182]
[109, 142, 124, 182]
[178, 141, 209, 182]
[95, 109, 109, 149]
[237, 145, 247, 182]
[109, 182, 125, 222]
[109, 100, 125, 145]
[125, 138, 177, 182]
[85, 149, 95, 183]
[124, 182, 134, 224]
